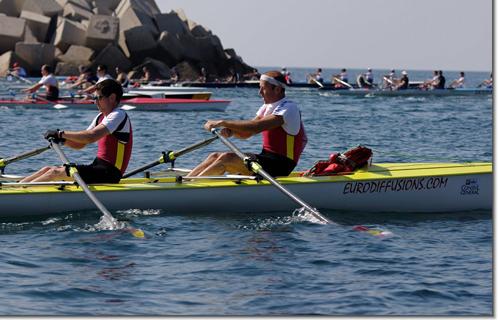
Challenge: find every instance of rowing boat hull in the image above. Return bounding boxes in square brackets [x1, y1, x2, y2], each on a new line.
[0, 163, 491, 218]
[123, 90, 212, 100]
[0, 97, 230, 111]
[319, 87, 492, 96]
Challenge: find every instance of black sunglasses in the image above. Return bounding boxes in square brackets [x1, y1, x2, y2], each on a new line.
[93, 94, 107, 101]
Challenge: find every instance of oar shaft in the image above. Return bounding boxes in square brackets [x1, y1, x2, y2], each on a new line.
[50, 142, 118, 228]
[1, 146, 50, 166]
[173, 136, 218, 158]
[122, 136, 218, 178]
[8, 72, 32, 84]
[122, 160, 161, 178]
[212, 129, 332, 224]
[252, 164, 328, 221]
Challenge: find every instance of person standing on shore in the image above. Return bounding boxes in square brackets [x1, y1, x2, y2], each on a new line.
[187, 70, 307, 178]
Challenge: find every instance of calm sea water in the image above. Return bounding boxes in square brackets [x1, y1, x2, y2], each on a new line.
[0, 68, 492, 316]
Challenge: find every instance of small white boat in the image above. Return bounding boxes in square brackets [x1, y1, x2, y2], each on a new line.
[0, 162, 491, 219]
[123, 90, 212, 100]
[133, 85, 209, 92]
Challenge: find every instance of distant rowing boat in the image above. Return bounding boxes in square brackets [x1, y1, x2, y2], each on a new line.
[0, 97, 230, 112]
[0, 162, 491, 219]
[177, 81, 325, 88]
[318, 87, 492, 96]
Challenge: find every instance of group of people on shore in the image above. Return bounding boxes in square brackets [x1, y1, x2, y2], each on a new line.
[306, 67, 493, 90]
[21, 70, 309, 188]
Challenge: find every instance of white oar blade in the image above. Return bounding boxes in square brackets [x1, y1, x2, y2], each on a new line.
[53, 104, 68, 109]
[121, 104, 136, 110]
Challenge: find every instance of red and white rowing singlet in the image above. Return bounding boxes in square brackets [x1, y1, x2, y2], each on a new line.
[87, 109, 133, 174]
[256, 98, 307, 163]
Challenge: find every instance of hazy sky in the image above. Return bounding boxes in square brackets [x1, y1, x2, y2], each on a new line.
[157, 0, 492, 72]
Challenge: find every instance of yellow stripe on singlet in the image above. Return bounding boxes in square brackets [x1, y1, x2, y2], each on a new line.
[115, 142, 125, 170]
[286, 135, 294, 160]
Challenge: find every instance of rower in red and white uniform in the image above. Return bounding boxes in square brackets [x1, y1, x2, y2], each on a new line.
[188, 70, 307, 177]
[21, 79, 133, 184]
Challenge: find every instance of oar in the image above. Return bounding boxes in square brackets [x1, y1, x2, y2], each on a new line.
[383, 76, 394, 85]
[120, 104, 136, 111]
[333, 77, 353, 89]
[0, 145, 50, 172]
[123, 136, 218, 178]
[211, 128, 332, 224]
[310, 78, 324, 88]
[49, 140, 144, 238]
[7, 71, 33, 84]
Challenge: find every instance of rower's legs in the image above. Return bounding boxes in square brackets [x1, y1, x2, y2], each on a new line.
[187, 152, 222, 177]
[187, 152, 251, 177]
[20, 166, 70, 182]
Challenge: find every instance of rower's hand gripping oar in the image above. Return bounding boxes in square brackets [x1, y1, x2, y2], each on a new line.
[49, 139, 144, 238]
[0, 145, 50, 173]
[211, 128, 332, 225]
[123, 135, 219, 178]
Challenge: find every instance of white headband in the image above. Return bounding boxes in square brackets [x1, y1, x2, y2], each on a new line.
[260, 74, 287, 88]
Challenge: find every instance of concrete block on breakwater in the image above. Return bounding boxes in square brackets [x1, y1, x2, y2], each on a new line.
[0, 0, 254, 82]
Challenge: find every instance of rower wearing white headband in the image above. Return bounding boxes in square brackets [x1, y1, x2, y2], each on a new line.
[188, 70, 308, 178]
[260, 74, 287, 88]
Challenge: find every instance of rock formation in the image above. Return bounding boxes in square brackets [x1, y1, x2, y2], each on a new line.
[0, 0, 254, 82]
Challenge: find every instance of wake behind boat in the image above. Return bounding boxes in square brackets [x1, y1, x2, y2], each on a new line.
[0, 162, 491, 219]
[0, 97, 230, 112]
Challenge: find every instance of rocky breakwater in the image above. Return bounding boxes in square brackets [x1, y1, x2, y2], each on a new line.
[0, 0, 255, 82]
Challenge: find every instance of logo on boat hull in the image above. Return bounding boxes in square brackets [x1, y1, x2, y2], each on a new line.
[460, 179, 479, 195]
[343, 177, 448, 195]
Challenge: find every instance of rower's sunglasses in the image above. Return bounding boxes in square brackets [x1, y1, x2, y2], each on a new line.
[93, 94, 108, 101]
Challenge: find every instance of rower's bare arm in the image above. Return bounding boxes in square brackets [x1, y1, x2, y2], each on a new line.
[62, 124, 110, 148]
[210, 115, 284, 139]
[23, 83, 42, 93]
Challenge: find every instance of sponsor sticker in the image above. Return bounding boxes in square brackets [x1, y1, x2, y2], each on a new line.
[343, 177, 448, 195]
[460, 178, 479, 195]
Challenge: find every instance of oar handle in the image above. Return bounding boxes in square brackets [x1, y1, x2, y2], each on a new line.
[122, 136, 219, 179]
[211, 128, 332, 224]
[122, 159, 162, 178]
